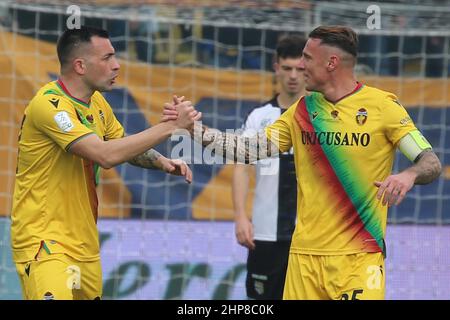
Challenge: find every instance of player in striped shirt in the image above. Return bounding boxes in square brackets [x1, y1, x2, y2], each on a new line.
[232, 35, 305, 300]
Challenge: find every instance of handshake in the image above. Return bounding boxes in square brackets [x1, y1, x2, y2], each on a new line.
[161, 95, 202, 132]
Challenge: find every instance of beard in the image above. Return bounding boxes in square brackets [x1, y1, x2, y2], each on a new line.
[94, 81, 114, 93]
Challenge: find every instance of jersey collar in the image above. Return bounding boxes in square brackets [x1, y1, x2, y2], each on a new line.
[56, 79, 91, 108]
[270, 94, 292, 114]
[330, 81, 364, 104]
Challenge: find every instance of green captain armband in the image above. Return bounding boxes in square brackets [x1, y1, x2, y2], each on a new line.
[398, 130, 432, 162]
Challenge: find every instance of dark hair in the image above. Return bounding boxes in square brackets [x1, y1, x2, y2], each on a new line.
[308, 25, 358, 57]
[276, 34, 306, 60]
[57, 26, 110, 67]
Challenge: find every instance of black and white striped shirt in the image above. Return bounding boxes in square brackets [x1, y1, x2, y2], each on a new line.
[242, 96, 297, 242]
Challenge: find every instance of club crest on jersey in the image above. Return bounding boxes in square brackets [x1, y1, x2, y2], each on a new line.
[331, 110, 339, 119]
[86, 114, 94, 123]
[356, 108, 368, 125]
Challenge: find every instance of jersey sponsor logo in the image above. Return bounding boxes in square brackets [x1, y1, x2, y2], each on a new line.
[301, 131, 371, 147]
[356, 108, 368, 125]
[311, 111, 319, 120]
[400, 116, 412, 126]
[48, 97, 59, 108]
[54, 111, 74, 132]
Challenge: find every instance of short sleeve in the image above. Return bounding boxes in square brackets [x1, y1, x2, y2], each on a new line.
[103, 106, 125, 140]
[264, 102, 295, 153]
[382, 94, 418, 146]
[96, 93, 124, 140]
[30, 95, 94, 151]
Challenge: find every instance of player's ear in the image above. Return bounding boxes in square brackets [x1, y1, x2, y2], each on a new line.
[273, 61, 279, 74]
[73, 58, 86, 75]
[327, 55, 338, 71]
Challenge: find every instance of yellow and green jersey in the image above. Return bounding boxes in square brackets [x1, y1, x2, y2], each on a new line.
[265, 83, 421, 255]
[11, 80, 124, 263]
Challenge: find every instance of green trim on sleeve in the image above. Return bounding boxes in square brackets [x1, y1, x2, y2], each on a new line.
[43, 89, 62, 96]
[42, 241, 51, 254]
[65, 132, 96, 152]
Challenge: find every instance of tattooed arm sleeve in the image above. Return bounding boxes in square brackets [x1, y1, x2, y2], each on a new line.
[192, 124, 280, 163]
[128, 148, 163, 169]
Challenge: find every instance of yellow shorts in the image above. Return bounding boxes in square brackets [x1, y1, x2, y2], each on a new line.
[283, 252, 385, 300]
[15, 247, 102, 300]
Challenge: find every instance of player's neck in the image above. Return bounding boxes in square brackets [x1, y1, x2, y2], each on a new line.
[58, 75, 94, 104]
[322, 74, 358, 104]
[277, 90, 303, 109]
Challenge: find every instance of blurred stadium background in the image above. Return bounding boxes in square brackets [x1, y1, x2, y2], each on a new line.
[0, 0, 449, 299]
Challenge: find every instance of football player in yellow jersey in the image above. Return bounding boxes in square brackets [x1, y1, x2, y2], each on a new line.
[11, 26, 201, 300]
[163, 26, 442, 299]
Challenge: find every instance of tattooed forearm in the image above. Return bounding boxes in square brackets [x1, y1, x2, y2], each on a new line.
[128, 149, 162, 169]
[408, 150, 442, 185]
[194, 125, 279, 163]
